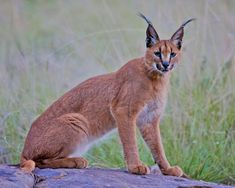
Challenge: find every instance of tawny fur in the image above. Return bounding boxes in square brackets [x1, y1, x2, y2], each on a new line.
[20, 15, 194, 177]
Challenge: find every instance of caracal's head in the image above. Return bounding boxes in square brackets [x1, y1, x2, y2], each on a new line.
[139, 13, 195, 77]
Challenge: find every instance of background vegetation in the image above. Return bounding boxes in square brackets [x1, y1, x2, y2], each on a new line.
[0, 0, 234, 185]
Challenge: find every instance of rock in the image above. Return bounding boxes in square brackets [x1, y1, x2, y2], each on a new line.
[0, 165, 34, 188]
[0, 165, 234, 188]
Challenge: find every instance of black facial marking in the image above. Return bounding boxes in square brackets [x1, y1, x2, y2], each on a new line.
[170, 52, 176, 58]
[156, 63, 162, 70]
[159, 48, 163, 62]
[169, 49, 172, 63]
[154, 51, 161, 58]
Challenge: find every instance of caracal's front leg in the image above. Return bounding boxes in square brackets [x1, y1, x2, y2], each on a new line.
[138, 118, 188, 177]
[112, 106, 150, 175]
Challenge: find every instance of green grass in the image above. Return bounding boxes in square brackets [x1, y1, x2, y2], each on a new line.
[0, 0, 235, 185]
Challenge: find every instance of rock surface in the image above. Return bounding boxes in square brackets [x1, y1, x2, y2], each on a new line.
[0, 165, 234, 188]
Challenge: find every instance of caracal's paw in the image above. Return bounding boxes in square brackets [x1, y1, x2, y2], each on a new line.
[128, 164, 150, 175]
[74, 157, 89, 168]
[162, 166, 188, 177]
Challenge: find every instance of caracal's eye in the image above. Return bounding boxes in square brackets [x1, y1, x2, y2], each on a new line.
[170, 52, 176, 58]
[154, 51, 161, 58]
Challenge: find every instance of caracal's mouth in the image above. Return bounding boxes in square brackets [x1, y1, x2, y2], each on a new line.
[152, 63, 174, 74]
[156, 64, 168, 72]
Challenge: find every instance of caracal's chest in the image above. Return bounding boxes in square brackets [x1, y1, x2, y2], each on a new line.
[136, 93, 167, 127]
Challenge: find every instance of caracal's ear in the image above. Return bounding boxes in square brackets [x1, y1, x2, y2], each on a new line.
[170, 18, 196, 50]
[139, 13, 160, 48]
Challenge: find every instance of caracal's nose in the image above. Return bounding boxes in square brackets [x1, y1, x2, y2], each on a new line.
[162, 61, 170, 69]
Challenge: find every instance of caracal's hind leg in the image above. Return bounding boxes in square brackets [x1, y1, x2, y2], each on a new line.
[37, 157, 88, 169]
[21, 113, 90, 170]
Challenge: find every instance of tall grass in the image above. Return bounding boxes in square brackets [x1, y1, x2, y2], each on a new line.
[0, 0, 234, 185]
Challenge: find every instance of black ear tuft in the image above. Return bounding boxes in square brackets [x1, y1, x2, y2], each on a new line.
[171, 18, 196, 50]
[138, 13, 160, 48]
